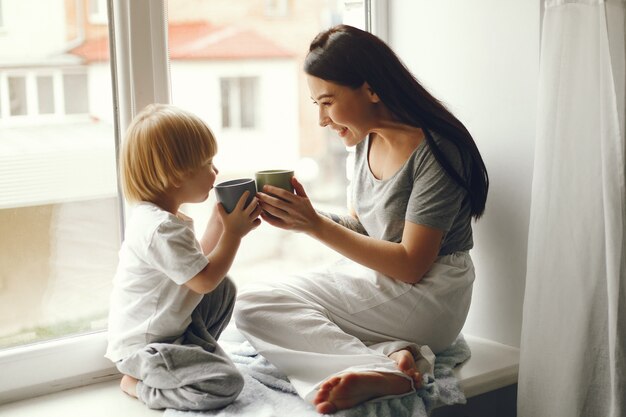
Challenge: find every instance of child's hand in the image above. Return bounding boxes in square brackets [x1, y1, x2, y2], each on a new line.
[216, 191, 262, 238]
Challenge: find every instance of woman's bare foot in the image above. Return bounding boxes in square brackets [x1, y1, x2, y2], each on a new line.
[120, 374, 139, 398]
[389, 349, 423, 388]
[313, 372, 411, 414]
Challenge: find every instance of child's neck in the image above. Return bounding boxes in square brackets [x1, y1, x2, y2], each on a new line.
[153, 194, 180, 215]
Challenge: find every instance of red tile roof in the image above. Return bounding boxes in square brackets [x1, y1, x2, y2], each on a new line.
[69, 22, 295, 62]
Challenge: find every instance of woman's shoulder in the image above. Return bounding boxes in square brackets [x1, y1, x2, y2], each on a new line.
[422, 130, 467, 170]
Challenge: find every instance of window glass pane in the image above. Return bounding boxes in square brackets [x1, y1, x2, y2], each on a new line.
[37, 75, 55, 114]
[265, 0, 289, 17]
[8, 76, 27, 116]
[63, 73, 89, 114]
[168, 0, 365, 287]
[239, 77, 257, 128]
[88, 0, 107, 24]
[0, 1, 119, 349]
[220, 78, 231, 128]
[89, 0, 99, 15]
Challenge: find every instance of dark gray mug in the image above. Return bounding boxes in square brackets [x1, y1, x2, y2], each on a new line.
[214, 178, 256, 213]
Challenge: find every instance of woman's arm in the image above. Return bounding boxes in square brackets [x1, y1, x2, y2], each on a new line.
[317, 210, 368, 235]
[259, 178, 442, 284]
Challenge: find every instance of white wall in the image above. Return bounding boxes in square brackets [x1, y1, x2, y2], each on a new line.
[389, 1, 540, 347]
[89, 63, 114, 124]
[0, 0, 68, 60]
[171, 59, 300, 175]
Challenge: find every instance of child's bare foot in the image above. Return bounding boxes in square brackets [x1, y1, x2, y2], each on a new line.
[389, 349, 423, 388]
[120, 374, 139, 398]
[313, 372, 411, 414]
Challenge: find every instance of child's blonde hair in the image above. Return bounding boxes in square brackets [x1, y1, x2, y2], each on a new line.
[120, 103, 217, 203]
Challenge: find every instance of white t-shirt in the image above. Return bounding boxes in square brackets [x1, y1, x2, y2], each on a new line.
[105, 202, 209, 362]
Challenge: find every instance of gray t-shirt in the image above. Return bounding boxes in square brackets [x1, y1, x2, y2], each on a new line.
[352, 132, 473, 255]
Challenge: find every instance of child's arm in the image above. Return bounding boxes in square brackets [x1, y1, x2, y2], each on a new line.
[198, 205, 223, 255]
[185, 192, 261, 294]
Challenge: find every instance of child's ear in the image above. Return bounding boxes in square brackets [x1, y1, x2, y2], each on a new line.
[363, 82, 380, 104]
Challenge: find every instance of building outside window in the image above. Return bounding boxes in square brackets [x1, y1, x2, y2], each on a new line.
[8, 75, 26, 116]
[37, 75, 55, 114]
[0, 69, 89, 121]
[220, 76, 258, 129]
[265, 0, 289, 18]
[88, 0, 107, 25]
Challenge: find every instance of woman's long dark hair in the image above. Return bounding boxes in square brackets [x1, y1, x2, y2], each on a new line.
[304, 25, 489, 219]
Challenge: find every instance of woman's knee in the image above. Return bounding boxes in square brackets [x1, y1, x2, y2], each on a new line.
[234, 286, 287, 330]
[233, 289, 261, 330]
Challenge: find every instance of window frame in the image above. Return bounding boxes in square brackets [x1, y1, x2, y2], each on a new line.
[0, 0, 377, 404]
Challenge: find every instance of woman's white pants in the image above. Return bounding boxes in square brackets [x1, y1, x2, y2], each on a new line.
[234, 251, 474, 403]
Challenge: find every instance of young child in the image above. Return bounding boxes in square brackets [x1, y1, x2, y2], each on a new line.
[105, 103, 261, 410]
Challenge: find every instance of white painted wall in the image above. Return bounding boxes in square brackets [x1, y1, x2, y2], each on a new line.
[0, 0, 68, 60]
[89, 63, 114, 124]
[171, 59, 299, 175]
[89, 57, 300, 176]
[389, 1, 540, 347]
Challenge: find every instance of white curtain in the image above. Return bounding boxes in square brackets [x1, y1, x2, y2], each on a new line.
[518, 1, 626, 416]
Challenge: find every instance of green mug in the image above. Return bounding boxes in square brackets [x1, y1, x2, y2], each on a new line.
[255, 170, 295, 194]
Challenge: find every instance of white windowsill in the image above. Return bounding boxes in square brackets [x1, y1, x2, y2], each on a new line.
[454, 335, 519, 398]
[0, 335, 519, 416]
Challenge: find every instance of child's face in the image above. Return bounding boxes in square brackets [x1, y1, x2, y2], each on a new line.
[179, 158, 218, 204]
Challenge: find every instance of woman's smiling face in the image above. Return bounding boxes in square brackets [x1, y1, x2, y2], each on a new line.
[306, 75, 380, 147]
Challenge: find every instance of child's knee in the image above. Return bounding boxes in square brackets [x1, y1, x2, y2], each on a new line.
[221, 275, 237, 295]
[217, 276, 237, 309]
[196, 369, 244, 409]
[227, 369, 245, 399]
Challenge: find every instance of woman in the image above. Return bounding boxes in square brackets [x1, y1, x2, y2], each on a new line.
[234, 24, 488, 414]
